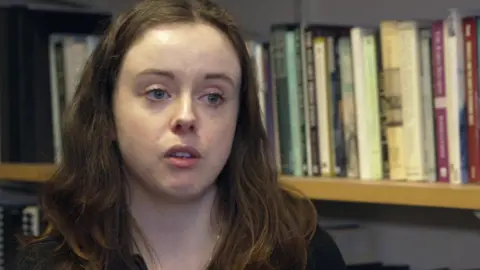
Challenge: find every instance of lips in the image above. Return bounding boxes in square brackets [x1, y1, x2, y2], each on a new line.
[164, 145, 202, 159]
[164, 145, 202, 168]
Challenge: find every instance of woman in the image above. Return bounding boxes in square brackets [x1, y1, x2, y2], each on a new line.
[15, 0, 346, 269]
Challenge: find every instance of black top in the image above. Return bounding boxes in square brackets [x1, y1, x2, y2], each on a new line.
[14, 225, 346, 270]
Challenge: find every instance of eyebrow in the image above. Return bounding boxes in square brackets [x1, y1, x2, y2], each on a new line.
[136, 68, 236, 88]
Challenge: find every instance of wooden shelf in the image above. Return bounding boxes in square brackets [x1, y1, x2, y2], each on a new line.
[2, 163, 480, 210]
[0, 163, 56, 183]
[281, 176, 480, 210]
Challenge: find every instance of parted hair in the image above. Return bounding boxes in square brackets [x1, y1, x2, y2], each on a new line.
[25, 0, 318, 269]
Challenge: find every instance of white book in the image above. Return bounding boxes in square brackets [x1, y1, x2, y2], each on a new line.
[398, 21, 426, 181]
[444, 9, 468, 184]
[379, 21, 406, 181]
[362, 30, 383, 180]
[313, 37, 334, 176]
[350, 27, 371, 179]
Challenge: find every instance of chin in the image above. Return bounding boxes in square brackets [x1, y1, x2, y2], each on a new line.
[128, 163, 221, 203]
[158, 177, 216, 201]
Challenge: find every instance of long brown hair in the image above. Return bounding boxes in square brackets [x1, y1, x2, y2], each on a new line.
[28, 0, 318, 269]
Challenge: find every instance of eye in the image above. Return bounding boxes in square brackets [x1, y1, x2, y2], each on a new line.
[146, 87, 171, 101]
[201, 93, 224, 106]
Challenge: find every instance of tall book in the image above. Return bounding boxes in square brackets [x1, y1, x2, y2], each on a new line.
[270, 24, 304, 176]
[419, 28, 437, 182]
[304, 28, 321, 175]
[444, 9, 468, 184]
[351, 27, 383, 179]
[398, 21, 427, 181]
[463, 16, 480, 182]
[432, 20, 450, 183]
[379, 21, 405, 180]
[338, 36, 359, 178]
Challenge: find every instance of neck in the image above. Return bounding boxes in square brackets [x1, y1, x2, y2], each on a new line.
[128, 181, 220, 269]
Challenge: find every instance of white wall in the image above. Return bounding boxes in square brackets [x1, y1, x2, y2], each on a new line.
[319, 202, 480, 269]
[7, 0, 480, 38]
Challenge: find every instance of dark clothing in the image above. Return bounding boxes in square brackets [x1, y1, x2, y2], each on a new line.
[14, 225, 346, 270]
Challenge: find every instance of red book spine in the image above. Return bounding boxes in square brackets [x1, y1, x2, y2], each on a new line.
[463, 17, 480, 182]
[432, 21, 450, 182]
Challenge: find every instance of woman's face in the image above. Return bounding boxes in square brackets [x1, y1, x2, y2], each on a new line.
[112, 22, 241, 201]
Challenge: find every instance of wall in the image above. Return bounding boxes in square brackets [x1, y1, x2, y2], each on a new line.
[318, 202, 480, 269]
[7, 0, 480, 38]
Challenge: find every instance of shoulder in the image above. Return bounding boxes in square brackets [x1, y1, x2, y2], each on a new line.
[14, 236, 76, 270]
[14, 236, 144, 270]
[306, 224, 347, 270]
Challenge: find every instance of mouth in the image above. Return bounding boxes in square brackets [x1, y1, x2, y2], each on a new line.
[165, 145, 202, 159]
[164, 145, 202, 168]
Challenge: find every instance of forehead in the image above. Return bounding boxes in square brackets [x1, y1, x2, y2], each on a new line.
[121, 22, 241, 81]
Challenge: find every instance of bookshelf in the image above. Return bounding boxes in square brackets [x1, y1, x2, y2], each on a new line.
[0, 5, 113, 269]
[0, 163, 56, 183]
[282, 176, 480, 210]
[2, 163, 480, 210]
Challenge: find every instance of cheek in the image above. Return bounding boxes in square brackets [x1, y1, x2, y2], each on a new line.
[205, 122, 236, 142]
[201, 111, 237, 156]
[113, 98, 158, 158]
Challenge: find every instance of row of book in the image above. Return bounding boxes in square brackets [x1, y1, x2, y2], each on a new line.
[0, 5, 111, 163]
[5, 5, 480, 185]
[0, 205, 42, 270]
[246, 8, 480, 184]
[0, 7, 103, 268]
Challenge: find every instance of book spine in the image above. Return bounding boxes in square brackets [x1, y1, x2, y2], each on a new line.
[263, 43, 278, 165]
[0, 206, 23, 269]
[285, 30, 304, 176]
[329, 36, 346, 176]
[362, 31, 383, 179]
[419, 28, 437, 182]
[464, 17, 480, 182]
[375, 29, 390, 179]
[432, 21, 450, 182]
[379, 21, 405, 180]
[268, 36, 282, 172]
[272, 29, 294, 174]
[444, 10, 468, 184]
[305, 30, 321, 175]
[351, 27, 370, 179]
[398, 21, 426, 181]
[296, 28, 311, 176]
[314, 36, 334, 176]
[254, 43, 267, 127]
[338, 36, 359, 178]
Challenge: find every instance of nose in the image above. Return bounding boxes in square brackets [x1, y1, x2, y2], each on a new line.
[170, 95, 196, 134]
